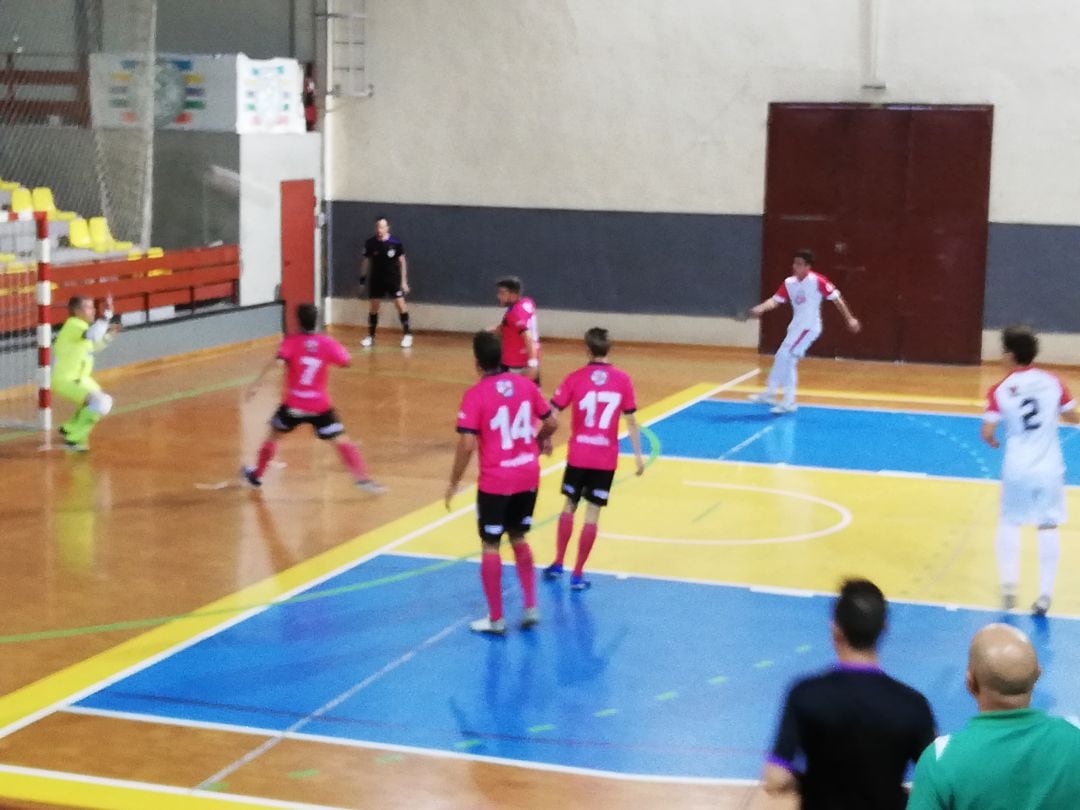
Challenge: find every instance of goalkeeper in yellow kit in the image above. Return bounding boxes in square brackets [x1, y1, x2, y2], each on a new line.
[54, 295, 120, 450]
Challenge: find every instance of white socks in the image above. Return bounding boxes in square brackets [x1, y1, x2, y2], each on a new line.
[996, 523, 1021, 591]
[1037, 527, 1060, 598]
[997, 523, 1060, 599]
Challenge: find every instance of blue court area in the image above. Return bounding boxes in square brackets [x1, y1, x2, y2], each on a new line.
[75, 553, 1080, 780]
[626, 398, 1080, 484]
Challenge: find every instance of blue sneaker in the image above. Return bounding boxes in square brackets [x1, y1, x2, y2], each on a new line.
[543, 563, 564, 579]
[570, 575, 591, 591]
[241, 465, 262, 488]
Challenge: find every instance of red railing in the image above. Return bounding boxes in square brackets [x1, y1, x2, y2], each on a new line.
[0, 245, 241, 331]
[1, 52, 90, 126]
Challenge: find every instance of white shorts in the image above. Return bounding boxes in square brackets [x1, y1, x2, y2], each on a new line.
[1000, 474, 1067, 526]
[780, 326, 821, 359]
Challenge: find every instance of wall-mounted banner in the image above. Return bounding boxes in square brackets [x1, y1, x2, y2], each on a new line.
[89, 53, 304, 134]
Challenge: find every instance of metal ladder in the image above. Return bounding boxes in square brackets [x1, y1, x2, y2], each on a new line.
[320, 0, 372, 98]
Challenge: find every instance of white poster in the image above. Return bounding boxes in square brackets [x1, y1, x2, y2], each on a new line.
[236, 55, 305, 135]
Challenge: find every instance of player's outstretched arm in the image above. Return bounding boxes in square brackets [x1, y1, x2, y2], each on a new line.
[749, 298, 780, 318]
[445, 433, 476, 509]
[980, 419, 1000, 449]
[1062, 408, 1079, 425]
[625, 412, 645, 475]
[832, 295, 861, 333]
[399, 255, 410, 295]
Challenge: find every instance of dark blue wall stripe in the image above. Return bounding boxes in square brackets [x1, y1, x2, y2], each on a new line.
[328, 202, 762, 317]
[328, 202, 1080, 332]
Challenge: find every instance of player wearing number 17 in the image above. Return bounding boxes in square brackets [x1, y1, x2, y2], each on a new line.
[446, 331, 558, 635]
[981, 325, 1078, 616]
[241, 303, 384, 492]
[543, 328, 645, 590]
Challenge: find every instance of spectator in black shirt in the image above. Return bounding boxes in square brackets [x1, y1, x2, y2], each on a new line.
[359, 216, 413, 349]
[763, 578, 936, 809]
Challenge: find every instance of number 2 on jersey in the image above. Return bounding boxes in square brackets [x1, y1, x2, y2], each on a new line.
[490, 401, 533, 450]
[579, 390, 621, 429]
[1020, 397, 1041, 431]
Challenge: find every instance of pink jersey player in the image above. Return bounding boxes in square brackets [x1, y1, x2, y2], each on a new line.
[552, 362, 638, 472]
[495, 277, 540, 375]
[446, 331, 558, 635]
[277, 332, 350, 413]
[456, 370, 551, 494]
[544, 328, 646, 591]
[241, 304, 384, 493]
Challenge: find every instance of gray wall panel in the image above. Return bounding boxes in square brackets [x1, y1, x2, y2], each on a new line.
[152, 132, 240, 249]
[985, 223, 1080, 332]
[328, 202, 762, 317]
[94, 303, 282, 370]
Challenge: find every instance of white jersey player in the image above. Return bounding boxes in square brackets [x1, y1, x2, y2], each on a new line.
[748, 249, 861, 413]
[982, 325, 1078, 615]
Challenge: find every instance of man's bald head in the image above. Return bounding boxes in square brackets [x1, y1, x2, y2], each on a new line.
[966, 623, 1040, 710]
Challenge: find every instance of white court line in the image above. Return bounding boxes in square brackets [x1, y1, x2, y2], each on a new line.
[0, 764, 351, 809]
[391, 550, 1080, 622]
[57, 706, 754, 788]
[602, 481, 851, 547]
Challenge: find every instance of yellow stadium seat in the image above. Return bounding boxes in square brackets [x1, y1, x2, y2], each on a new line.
[88, 217, 133, 251]
[68, 218, 93, 250]
[127, 250, 144, 260]
[9, 187, 33, 214]
[147, 268, 172, 277]
[0, 252, 15, 263]
[147, 247, 164, 258]
[31, 187, 77, 221]
[0, 179, 19, 191]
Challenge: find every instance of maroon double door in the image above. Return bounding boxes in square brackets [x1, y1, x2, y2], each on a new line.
[761, 103, 993, 364]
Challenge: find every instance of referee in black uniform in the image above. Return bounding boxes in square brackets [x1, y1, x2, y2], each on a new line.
[359, 216, 413, 349]
[763, 578, 936, 809]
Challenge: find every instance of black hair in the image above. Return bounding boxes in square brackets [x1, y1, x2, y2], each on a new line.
[834, 578, 887, 650]
[585, 327, 611, 358]
[1002, 325, 1038, 366]
[297, 303, 318, 332]
[794, 249, 815, 266]
[375, 214, 389, 224]
[473, 330, 503, 372]
[67, 296, 87, 314]
[496, 276, 522, 294]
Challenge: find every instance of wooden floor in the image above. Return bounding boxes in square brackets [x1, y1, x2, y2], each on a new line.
[0, 328, 1062, 809]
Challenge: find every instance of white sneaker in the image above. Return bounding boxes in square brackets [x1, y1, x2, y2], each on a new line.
[748, 392, 774, 405]
[770, 403, 797, 414]
[360, 336, 374, 348]
[469, 617, 506, 635]
[521, 607, 540, 628]
[356, 478, 387, 494]
[1032, 595, 1052, 616]
[400, 333, 413, 348]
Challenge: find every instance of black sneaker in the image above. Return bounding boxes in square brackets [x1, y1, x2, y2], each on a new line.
[241, 465, 262, 487]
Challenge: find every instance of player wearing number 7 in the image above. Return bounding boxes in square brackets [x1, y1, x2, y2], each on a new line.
[543, 328, 645, 590]
[241, 303, 384, 492]
[446, 331, 558, 634]
[981, 325, 1078, 615]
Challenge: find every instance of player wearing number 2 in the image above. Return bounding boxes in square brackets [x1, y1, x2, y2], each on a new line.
[982, 325, 1078, 615]
[446, 331, 558, 634]
[242, 303, 384, 492]
[543, 328, 645, 590]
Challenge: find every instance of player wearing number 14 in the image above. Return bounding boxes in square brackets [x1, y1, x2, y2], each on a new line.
[981, 326, 1078, 615]
[446, 331, 558, 635]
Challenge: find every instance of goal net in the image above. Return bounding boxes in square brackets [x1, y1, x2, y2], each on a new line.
[0, 0, 156, 432]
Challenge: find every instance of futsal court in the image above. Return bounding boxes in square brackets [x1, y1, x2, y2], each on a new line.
[0, 337, 1078, 809]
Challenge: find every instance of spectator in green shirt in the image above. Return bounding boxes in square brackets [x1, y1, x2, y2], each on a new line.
[908, 623, 1080, 809]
